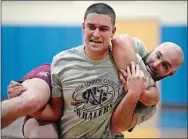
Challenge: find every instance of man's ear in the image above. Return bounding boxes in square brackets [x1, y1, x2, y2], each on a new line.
[112, 26, 116, 37]
[82, 23, 85, 32]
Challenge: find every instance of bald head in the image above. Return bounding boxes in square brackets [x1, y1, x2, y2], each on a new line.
[144, 41, 184, 81]
[157, 42, 184, 68]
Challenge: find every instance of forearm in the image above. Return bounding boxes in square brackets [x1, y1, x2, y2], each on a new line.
[30, 103, 60, 121]
[31, 96, 63, 121]
[1, 96, 38, 128]
[1, 98, 23, 128]
[139, 86, 160, 106]
[111, 91, 140, 133]
[126, 114, 137, 131]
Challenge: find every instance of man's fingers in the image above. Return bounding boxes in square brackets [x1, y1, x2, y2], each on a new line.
[8, 86, 23, 97]
[131, 61, 136, 75]
[8, 81, 22, 89]
[119, 72, 125, 84]
[8, 83, 22, 88]
[127, 66, 131, 76]
[21, 87, 27, 92]
[16, 89, 24, 96]
[8, 86, 22, 92]
[119, 72, 127, 90]
[120, 69, 127, 79]
[8, 88, 20, 98]
[8, 87, 26, 98]
[10, 80, 17, 84]
[10, 80, 20, 85]
[136, 64, 140, 75]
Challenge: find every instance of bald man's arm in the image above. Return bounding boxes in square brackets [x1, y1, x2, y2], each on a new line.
[127, 104, 157, 131]
[112, 34, 136, 71]
[111, 35, 159, 106]
[139, 83, 159, 106]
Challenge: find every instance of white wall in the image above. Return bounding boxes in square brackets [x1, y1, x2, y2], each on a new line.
[2, 1, 187, 25]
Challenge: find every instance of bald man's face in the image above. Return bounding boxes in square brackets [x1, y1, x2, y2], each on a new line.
[144, 45, 182, 81]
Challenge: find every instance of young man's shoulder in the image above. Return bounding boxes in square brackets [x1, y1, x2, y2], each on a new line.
[54, 45, 83, 59]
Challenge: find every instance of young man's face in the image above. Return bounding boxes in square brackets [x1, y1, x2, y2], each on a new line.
[144, 46, 181, 81]
[82, 13, 116, 54]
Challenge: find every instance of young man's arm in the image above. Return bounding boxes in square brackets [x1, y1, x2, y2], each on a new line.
[31, 97, 63, 121]
[39, 53, 66, 121]
[111, 35, 159, 106]
[111, 62, 147, 132]
[111, 90, 140, 133]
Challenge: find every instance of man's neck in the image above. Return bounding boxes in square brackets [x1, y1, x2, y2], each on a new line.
[84, 46, 110, 60]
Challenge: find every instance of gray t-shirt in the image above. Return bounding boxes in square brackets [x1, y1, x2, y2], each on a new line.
[51, 45, 122, 138]
[51, 39, 156, 138]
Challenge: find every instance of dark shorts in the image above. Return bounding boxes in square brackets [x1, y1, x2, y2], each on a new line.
[20, 64, 51, 88]
[19, 64, 51, 136]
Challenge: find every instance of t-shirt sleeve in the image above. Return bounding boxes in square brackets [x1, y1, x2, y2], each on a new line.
[51, 53, 63, 98]
[128, 102, 157, 132]
[133, 37, 149, 58]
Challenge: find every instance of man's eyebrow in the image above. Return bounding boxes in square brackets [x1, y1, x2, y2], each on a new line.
[158, 51, 162, 57]
[86, 23, 94, 26]
[86, 23, 109, 28]
[100, 25, 109, 28]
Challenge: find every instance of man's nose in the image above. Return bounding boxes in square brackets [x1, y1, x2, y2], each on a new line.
[153, 60, 162, 69]
[93, 29, 101, 38]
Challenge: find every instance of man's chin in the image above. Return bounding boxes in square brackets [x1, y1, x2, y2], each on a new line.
[153, 76, 167, 81]
[89, 42, 103, 47]
[153, 78, 161, 82]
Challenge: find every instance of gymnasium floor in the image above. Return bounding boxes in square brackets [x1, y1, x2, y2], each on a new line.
[123, 107, 187, 138]
[1, 107, 187, 138]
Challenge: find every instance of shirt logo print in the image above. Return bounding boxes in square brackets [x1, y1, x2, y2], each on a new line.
[38, 71, 49, 77]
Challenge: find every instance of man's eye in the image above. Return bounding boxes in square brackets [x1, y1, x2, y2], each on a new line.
[100, 28, 108, 31]
[162, 63, 168, 70]
[156, 54, 160, 59]
[88, 26, 95, 30]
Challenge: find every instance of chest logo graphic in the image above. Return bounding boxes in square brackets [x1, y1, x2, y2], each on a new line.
[71, 78, 120, 119]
